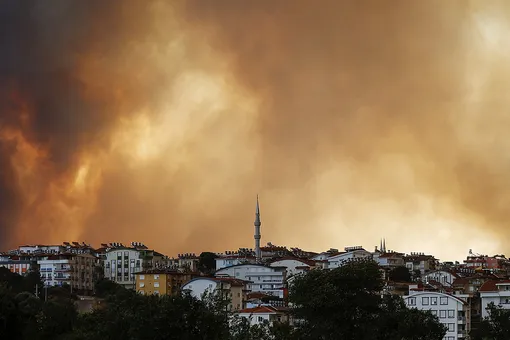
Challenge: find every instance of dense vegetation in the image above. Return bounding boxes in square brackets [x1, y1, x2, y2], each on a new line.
[0, 261, 452, 340]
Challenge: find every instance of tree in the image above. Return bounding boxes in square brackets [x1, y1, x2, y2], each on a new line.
[289, 259, 446, 340]
[471, 302, 510, 340]
[198, 252, 218, 275]
[388, 266, 412, 282]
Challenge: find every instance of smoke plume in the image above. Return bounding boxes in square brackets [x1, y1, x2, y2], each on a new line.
[1, 0, 509, 260]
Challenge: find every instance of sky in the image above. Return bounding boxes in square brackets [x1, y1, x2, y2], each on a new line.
[1, 0, 510, 262]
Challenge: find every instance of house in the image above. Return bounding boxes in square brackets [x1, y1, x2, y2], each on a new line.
[215, 264, 286, 298]
[182, 277, 249, 311]
[103, 242, 166, 289]
[238, 305, 290, 326]
[404, 291, 470, 339]
[168, 253, 200, 272]
[374, 251, 404, 268]
[327, 246, 372, 269]
[423, 270, 459, 287]
[479, 280, 510, 318]
[135, 269, 199, 296]
[404, 253, 438, 275]
[215, 249, 256, 271]
[269, 257, 316, 277]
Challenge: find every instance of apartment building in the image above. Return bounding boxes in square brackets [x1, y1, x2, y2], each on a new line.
[135, 269, 199, 296]
[215, 264, 286, 298]
[182, 277, 248, 311]
[104, 242, 166, 289]
[479, 280, 510, 318]
[238, 305, 290, 326]
[404, 290, 470, 340]
[38, 253, 96, 293]
[269, 257, 316, 277]
[327, 246, 373, 269]
[404, 253, 438, 275]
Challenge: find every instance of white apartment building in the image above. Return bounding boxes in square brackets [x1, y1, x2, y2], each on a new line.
[423, 270, 459, 287]
[269, 257, 315, 277]
[215, 264, 286, 298]
[404, 291, 469, 340]
[327, 247, 373, 269]
[479, 280, 510, 318]
[215, 255, 255, 271]
[38, 253, 96, 292]
[18, 244, 63, 254]
[104, 243, 166, 289]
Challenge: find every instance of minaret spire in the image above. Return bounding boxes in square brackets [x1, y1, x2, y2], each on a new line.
[254, 195, 262, 263]
[380, 239, 383, 252]
[383, 238, 386, 253]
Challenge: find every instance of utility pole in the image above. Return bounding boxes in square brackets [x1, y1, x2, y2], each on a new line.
[44, 285, 48, 302]
[35, 284, 39, 298]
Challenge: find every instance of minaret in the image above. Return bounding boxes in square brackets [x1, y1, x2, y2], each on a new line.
[254, 195, 262, 263]
[380, 239, 383, 252]
[383, 238, 386, 253]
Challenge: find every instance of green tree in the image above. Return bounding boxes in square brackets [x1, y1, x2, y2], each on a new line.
[471, 302, 510, 340]
[0, 267, 23, 292]
[289, 259, 446, 340]
[22, 268, 44, 296]
[388, 266, 412, 282]
[198, 252, 218, 275]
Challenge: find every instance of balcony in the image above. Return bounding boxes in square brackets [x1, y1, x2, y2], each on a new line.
[457, 330, 467, 337]
[458, 316, 466, 323]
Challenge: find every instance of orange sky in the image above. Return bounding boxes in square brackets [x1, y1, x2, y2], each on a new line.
[1, 1, 510, 261]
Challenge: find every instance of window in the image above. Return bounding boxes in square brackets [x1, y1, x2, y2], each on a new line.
[440, 297, 448, 305]
[139, 283, 145, 288]
[447, 323, 455, 332]
[431, 297, 437, 305]
[154, 290, 159, 295]
[448, 310, 455, 318]
[439, 310, 446, 318]
[447, 337, 455, 340]
[153, 274, 159, 280]
[430, 310, 437, 316]
[422, 297, 429, 305]
[258, 316, 263, 322]
[154, 282, 160, 288]
[139, 275, 145, 280]
[408, 297, 416, 306]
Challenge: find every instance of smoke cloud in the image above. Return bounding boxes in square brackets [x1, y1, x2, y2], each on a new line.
[1, 0, 509, 260]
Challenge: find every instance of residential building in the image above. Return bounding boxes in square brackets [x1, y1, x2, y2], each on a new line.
[215, 249, 256, 271]
[404, 253, 438, 275]
[215, 264, 286, 298]
[135, 269, 199, 296]
[238, 305, 290, 326]
[0, 257, 35, 275]
[38, 253, 96, 293]
[327, 246, 373, 269]
[479, 280, 510, 318]
[374, 251, 404, 268]
[269, 257, 315, 277]
[404, 290, 470, 339]
[182, 277, 249, 311]
[169, 253, 200, 272]
[423, 271, 459, 287]
[104, 242, 166, 289]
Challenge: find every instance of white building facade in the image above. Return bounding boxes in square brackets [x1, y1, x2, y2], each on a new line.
[423, 271, 458, 287]
[479, 280, 510, 319]
[404, 291, 469, 340]
[269, 258, 314, 277]
[327, 247, 373, 269]
[215, 264, 286, 298]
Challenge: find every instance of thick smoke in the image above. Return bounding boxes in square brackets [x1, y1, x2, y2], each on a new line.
[1, 1, 509, 260]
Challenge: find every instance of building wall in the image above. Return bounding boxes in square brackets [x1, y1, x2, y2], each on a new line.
[269, 259, 310, 276]
[137, 273, 167, 295]
[215, 265, 285, 298]
[327, 250, 372, 269]
[104, 249, 143, 289]
[38, 259, 71, 287]
[404, 292, 468, 340]
[0, 261, 32, 275]
[423, 271, 457, 287]
[182, 278, 244, 311]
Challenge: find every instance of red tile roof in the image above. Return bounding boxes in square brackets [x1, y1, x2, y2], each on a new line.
[239, 305, 288, 314]
[480, 280, 510, 292]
